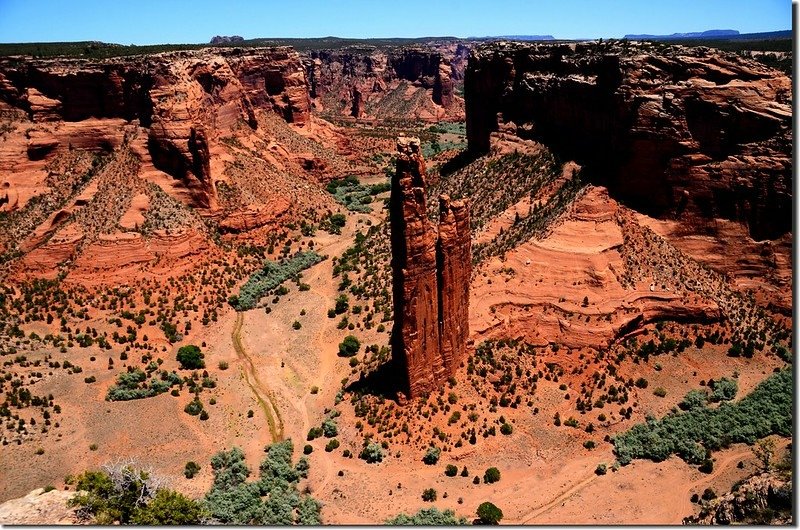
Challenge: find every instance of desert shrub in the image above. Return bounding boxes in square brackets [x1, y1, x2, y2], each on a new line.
[325, 439, 340, 452]
[679, 389, 709, 411]
[500, 423, 513, 435]
[307, 427, 323, 441]
[386, 507, 467, 525]
[203, 440, 321, 524]
[653, 387, 667, 397]
[230, 252, 324, 310]
[69, 464, 200, 524]
[322, 417, 338, 438]
[613, 370, 791, 465]
[421, 488, 437, 502]
[423, 446, 441, 465]
[483, 467, 501, 484]
[184, 399, 204, 416]
[476, 501, 503, 525]
[709, 377, 738, 402]
[635, 377, 648, 389]
[445, 464, 458, 477]
[595, 463, 607, 475]
[184, 461, 201, 479]
[106, 368, 179, 401]
[699, 459, 714, 474]
[130, 489, 207, 525]
[359, 442, 384, 463]
[176, 345, 204, 369]
[337, 335, 360, 357]
[303, 445, 313, 455]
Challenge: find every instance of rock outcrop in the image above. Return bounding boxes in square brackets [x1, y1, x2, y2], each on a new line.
[304, 44, 466, 121]
[391, 136, 470, 398]
[0, 47, 312, 211]
[683, 472, 792, 525]
[465, 41, 792, 240]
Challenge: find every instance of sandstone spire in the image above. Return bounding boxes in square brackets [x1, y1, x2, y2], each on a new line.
[390, 136, 471, 398]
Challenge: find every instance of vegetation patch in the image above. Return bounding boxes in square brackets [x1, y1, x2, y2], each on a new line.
[229, 251, 324, 311]
[106, 368, 181, 401]
[613, 369, 791, 465]
[326, 175, 389, 213]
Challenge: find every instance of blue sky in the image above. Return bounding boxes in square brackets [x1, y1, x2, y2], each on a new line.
[0, 0, 791, 44]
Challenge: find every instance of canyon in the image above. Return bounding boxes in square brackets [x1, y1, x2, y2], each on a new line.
[0, 35, 792, 526]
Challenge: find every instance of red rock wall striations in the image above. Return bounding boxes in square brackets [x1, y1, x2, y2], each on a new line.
[390, 136, 471, 398]
[464, 41, 792, 240]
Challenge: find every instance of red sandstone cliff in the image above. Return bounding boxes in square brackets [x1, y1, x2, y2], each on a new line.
[464, 41, 792, 241]
[390, 136, 471, 398]
[304, 44, 466, 121]
[0, 47, 313, 212]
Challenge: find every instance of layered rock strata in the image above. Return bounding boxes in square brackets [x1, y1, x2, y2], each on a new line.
[465, 41, 792, 240]
[391, 136, 470, 398]
[304, 44, 465, 121]
[0, 47, 312, 211]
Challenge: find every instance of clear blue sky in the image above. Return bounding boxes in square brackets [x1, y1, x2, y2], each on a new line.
[0, 0, 791, 44]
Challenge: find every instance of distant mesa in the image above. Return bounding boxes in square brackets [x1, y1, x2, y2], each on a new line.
[624, 29, 739, 40]
[210, 35, 245, 45]
[471, 34, 556, 41]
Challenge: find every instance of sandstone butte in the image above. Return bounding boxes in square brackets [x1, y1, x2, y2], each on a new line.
[390, 135, 471, 398]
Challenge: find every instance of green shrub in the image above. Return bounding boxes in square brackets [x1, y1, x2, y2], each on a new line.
[177, 345, 204, 370]
[445, 464, 458, 477]
[653, 387, 667, 397]
[303, 445, 313, 455]
[184, 461, 201, 479]
[595, 463, 607, 475]
[476, 501, 503, 525]
[679, 389, 709, 411]
[483, 467, 501, 484]
[337, 335, 360, 357]
[500, 423, 513, 435]
[386, 507, 467, 525]
[322, 417, 338, 437]
[203, 441, 321, 524]
[422, 446, 441, 465]
[131, 489, 207, 525]
[230, 252, 324, 311]
[359, 442, 384, 463]
[421, 488, 437, 502]
[325, 439, 340, 452]
[184, 399, 203, 416]
[709, 377, 738, 402]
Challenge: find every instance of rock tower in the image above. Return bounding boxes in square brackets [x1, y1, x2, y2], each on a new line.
[390, 136, 471, 398]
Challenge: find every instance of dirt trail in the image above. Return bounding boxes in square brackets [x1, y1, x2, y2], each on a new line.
[232, 311, 284, 441]
[518, 472, 599, 523]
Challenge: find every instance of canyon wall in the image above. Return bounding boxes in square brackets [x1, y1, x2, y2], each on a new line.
[391, 136, 470, 398]
[0, 47, 312, 211]
[465, 41, 792, 241]
[305, 44, 466, 121]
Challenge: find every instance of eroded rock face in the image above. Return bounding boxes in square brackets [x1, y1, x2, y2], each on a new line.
[305, 44, 465, 121]
[0, 47, 312, 210]
[391, 137, 471, 398]
[465, 41, 792, 240]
